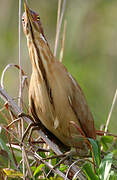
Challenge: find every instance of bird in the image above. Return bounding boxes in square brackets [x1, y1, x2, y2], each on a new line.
[22, 2, 96, 155]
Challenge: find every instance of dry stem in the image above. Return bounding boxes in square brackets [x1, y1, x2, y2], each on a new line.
[105, 89, 117, 134]
[59, 20, 67, 62]
[18, 0, 25, 178]
[54, 0, 66, 57]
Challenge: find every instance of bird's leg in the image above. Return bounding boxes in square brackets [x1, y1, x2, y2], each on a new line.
[69, 121, 97, 173]
[18, 112, 40, 143]
[21, 122, 34, 142]
[18, 112, 35, 122]
[22, 122, 41, 143]
[27, 125, 41, 143]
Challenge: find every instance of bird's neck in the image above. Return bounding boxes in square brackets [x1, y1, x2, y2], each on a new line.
[27, 33, 54, 77]
[27, 33, 55, 106]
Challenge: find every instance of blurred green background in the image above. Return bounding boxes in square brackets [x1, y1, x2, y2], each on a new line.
[0, 0, 117, 133]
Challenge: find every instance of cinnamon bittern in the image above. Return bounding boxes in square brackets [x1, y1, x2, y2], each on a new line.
[22, 3, 96, 153]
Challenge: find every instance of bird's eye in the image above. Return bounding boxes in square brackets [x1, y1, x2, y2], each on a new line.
[22, 18, 25, 22]
[37, 16, 40, 21]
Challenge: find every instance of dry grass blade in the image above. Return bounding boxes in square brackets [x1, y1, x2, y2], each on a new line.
[105, 89, 117, 134]
[54, 0, 61, 57]
[23, 150, 34, 179]
[65, 159, 86, 180]
[56, 0, 61, 32]
[73, 169, 84, 180]
[18, 0, 22, 110]
[59, 20, 67, 62]
[25, 0, 31, 4]
[54, 0, 66, 57]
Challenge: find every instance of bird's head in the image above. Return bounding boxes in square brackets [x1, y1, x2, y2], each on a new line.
[22, 2, 45, 42]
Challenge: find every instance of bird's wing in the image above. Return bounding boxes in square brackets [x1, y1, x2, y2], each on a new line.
[67, 72, 96, 139]
[49, 61, 96, 140]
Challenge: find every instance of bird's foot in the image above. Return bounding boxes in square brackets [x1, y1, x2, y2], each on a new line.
[43, 149, 76, 167]
[19, 121, 40, 144]
[18, 112, 41, 143]
[18, 112, 35, 122]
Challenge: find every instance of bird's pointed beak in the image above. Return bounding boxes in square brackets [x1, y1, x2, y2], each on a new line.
[24, 1, 31, 22]
[24, 1, 28, 15]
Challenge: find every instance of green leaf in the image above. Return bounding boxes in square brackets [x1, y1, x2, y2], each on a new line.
[101, 136, 114, 144]
[33, 163, 45, 177]
[101, 141, 108, 151]
[108, 171, 117, 180]
[3, 168, 23, 178]
[113, 149, 117, 156]
[101, 136, 114, 151]
[48, 149, 60, 166]
[38, 151, 46, 158]
[59, 164, 68, 172]
[0, 138, 14, 164]
[88, 138, 100, 168]
[51, 156, 57, 166]
[31, 166, 36, 172]
[83, 163, 99, 180]
[99, 153, 113, 180]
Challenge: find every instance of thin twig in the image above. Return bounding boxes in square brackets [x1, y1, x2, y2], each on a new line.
[1, 64, 16, 89]
[59, 20, 67, 62]
[0, 64, 28, 90]
[105, 89, 117, 134]
[7, 118, 21, 129]
[18, 0, 26, 179]
[54, 0, 66, 57]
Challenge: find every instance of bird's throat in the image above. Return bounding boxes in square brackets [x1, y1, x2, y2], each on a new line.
[27, 33, 55, 107]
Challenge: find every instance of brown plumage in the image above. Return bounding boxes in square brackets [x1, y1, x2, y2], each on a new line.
[22, 3, 96, 152]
